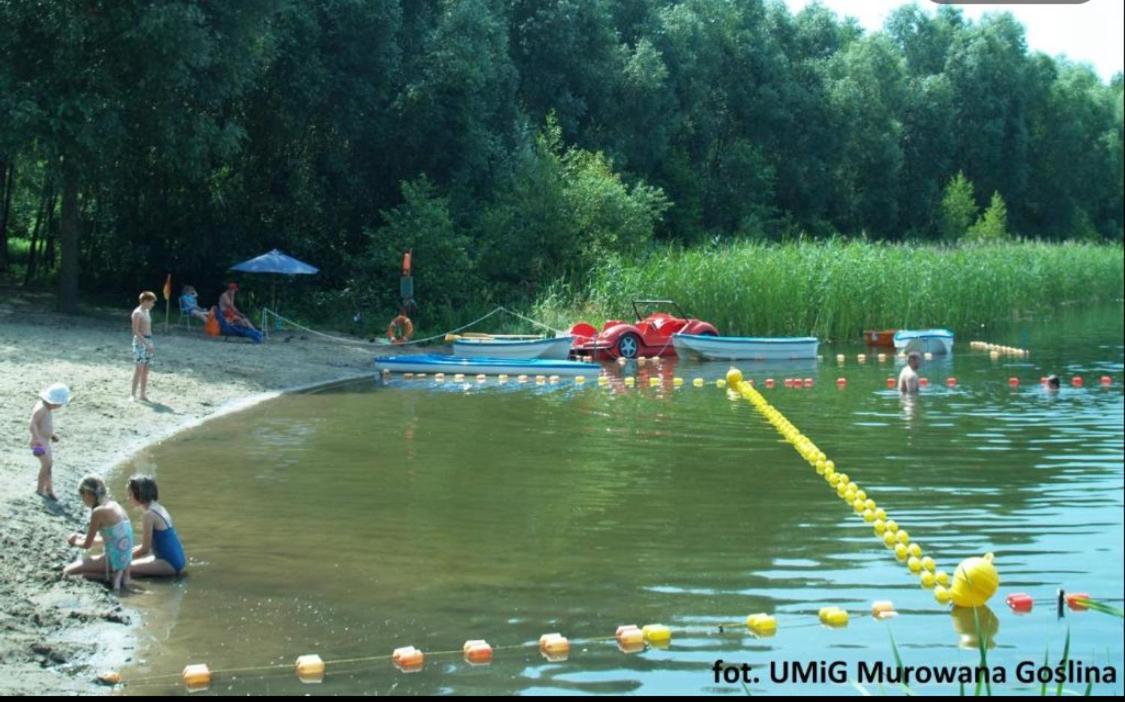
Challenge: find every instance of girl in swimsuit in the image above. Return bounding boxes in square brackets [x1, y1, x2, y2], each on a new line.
[126, 475, 187, 576]
[65, 475, 133, 592]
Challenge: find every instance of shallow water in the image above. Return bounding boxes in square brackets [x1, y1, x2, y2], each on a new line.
[116, 304, 1123, 695]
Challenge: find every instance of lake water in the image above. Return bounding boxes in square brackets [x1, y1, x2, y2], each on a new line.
[116, 304, 1123, 695]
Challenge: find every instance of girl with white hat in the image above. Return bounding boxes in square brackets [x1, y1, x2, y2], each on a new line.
[28, 383, 71, 501]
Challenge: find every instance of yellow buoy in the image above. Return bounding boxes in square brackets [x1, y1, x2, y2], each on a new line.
[498, 374, 508, 382]
[907, 543, 922, 558]
[575, 376, 586, 384]
[716, 379, 726, 389]
[873, 519, 886, 535]
[819, 608, 849, 627]
[746, 613, 777, 636]
[693, 378, 704, 387]
[649, 376, 660, 387]
[517, 374, 529, 383]
[934, 585, 952, 605]
[896, 530, 910, 545]
[885, 519, 898, 533]
[642, 624, 672, 645]
[935, 570, 950, 587]
[894, 543, 908, 560]
[950, 553, 999, 608]
[921, 556, 936, 572]
[883, 532, 897, 547]
[864, 499, 876, 511]
[920, 571, 936, 588]
[854, 489, 867, 502]
[598, 375, 609, 385]
[625, 377, 635, 387]
[863, 509, 875, 522]
[874, 508, 886, 521]
[726, 367, 743, 386]
[907, 556, 922, 573]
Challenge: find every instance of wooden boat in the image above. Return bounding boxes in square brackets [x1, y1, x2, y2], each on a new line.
[374, 354, 600, 376]
[451, 334, 575, 360]
[893, 329, 954, 355]
[672, 333, 820, 361]
[863, 329, 896, 348]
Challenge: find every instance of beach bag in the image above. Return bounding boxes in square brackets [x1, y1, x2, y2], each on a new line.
[204, 308, 220, 337]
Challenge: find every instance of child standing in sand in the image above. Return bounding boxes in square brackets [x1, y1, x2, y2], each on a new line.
[65, 475, 133, 592]
[131, 291, 157, 402]
[29, 383, 71, 500]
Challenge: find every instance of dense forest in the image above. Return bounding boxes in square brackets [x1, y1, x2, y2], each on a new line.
[1, 0, 1122, 319]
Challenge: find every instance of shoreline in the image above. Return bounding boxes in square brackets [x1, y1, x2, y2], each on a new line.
[0, 293, 382, 695]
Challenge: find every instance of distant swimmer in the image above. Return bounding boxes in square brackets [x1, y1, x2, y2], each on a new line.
[898, 352, 921, 394]
[1046, 374, 1061, 391]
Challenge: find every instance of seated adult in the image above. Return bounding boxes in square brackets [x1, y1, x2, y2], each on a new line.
[218, 282, 258, 331]
[179, 285, 209, 322]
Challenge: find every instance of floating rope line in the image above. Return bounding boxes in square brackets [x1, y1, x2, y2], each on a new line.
[727, 372, 957, 605]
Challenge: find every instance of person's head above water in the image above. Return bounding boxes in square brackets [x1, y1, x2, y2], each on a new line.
[1047, 374, 1061, 390]
[907, 352, 921, 369]
[127, 475, 159, 506]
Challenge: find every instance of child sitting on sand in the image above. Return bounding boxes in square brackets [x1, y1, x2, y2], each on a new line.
[29, 383, 71, 500]
[65, 475, 134, 592]
[126, 475, 187, 576]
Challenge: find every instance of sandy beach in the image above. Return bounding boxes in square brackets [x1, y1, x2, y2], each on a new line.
[0, 292, 378, 695]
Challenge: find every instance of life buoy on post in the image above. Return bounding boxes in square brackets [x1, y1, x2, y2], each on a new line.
[388, 315, 414, 344]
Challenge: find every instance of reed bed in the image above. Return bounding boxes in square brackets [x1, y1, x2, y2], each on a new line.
[533, 240, 1124, 341]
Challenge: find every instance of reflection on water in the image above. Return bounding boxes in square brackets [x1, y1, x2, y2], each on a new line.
[115, 305, 1123, 695]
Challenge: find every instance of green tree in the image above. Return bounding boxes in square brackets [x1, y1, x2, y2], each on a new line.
[940, 172, 978, 241]
[968, 191, 1010, 241]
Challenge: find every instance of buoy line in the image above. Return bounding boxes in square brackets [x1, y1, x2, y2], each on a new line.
[724, 367, 998, 612]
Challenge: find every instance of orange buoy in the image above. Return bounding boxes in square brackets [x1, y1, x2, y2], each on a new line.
[886, 377, 896, 389]
[946, 377, 957, 387]
[1072, 376, 1084, 387]
[1100, 376, 1112, 387]
[387, 315, 414, 344]
[804, 378, 814, 388]
[1008, 377, 1019, 387]
[919, 377, 929, 388]
[463, 640, 493, 664]
[765, 378, 775, 389]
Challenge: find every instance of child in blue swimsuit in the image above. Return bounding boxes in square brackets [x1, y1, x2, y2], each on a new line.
[126, 475, 187, 576]
[65, 475, 133, 592]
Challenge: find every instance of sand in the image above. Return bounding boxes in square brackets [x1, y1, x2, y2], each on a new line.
[0, 292, 382, 694]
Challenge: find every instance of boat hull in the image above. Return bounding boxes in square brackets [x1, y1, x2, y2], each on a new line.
[863, 330, 897, 348]
[374, 354, 600, 376]
[672, 333, 820, 360]
[893, 329, 954, 355]
[452, 335, 574, 360]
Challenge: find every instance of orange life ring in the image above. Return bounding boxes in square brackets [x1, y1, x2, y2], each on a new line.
[387, 315, 414, 344]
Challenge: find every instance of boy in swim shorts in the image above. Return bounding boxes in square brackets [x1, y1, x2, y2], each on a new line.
[132, 291, 157, 402]
[29, 383, 71, 500]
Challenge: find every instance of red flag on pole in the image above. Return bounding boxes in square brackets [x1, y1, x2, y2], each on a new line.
[162, 273, 172, 301]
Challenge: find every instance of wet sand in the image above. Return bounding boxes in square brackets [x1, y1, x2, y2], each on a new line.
[0, 293, 379, 694]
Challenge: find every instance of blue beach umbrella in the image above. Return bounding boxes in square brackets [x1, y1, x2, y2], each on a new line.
[228, 249, 319, 317]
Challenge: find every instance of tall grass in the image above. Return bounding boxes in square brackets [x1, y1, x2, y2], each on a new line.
[533, 240, 1124, 341]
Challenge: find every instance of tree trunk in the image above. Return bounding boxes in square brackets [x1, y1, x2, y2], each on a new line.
[58, 166, 80, 313]
[0, 158, 11, 271]
[24, 185, 52, 286]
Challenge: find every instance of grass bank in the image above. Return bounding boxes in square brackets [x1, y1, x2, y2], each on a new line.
[531, 240, 1124, 341]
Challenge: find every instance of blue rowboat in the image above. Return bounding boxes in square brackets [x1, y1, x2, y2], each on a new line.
[893, 329, 955, 355]
[452, 335, 575, 360]
[374, 354, 600, 376]
[672, 333, 819, 360]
